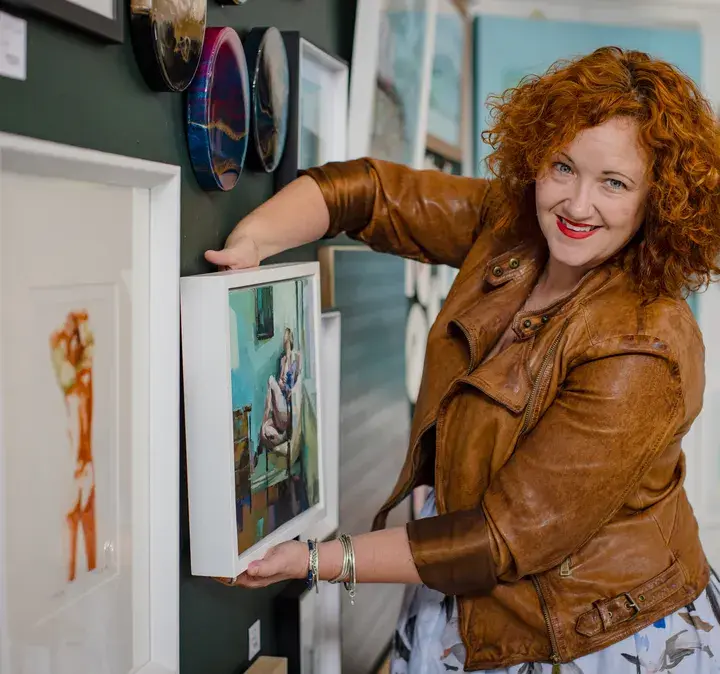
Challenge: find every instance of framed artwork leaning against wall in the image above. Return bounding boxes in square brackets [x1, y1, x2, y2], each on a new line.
[0, 131, 181, 674]
[181, 262, 326, 579]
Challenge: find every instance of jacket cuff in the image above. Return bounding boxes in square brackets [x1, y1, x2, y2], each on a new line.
[406, 508, 498, 597]
[299, 160, 376, 239]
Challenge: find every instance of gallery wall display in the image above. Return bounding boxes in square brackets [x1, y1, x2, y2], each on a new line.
[187, 27, 250, 192]
[129, 0, 207, 92]
[244, 26, 291, 174]
[0, 132, 180, 674]
[1, 0, 123, 41]
[427, 0, 472, 175]
[181, 263, 325, 579]
[348, 0, 438, 168]
[274, 32, 349, 192]
[300, 310, 340, 544]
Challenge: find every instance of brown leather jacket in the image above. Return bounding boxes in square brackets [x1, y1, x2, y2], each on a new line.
[303, 158, 710, 670]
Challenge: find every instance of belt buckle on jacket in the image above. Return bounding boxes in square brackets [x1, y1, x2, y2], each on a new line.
[619, 593, 641, 622]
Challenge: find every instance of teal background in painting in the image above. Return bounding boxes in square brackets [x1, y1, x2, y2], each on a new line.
[228, 280, 304, 476]
[473, 16, 702, 174]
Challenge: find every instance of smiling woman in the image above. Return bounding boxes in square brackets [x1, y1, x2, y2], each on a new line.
[534, 117, 650, 271]
[205, 46, 720, 674]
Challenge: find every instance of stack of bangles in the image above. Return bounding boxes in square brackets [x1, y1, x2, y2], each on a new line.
[306, 534, 356, 605]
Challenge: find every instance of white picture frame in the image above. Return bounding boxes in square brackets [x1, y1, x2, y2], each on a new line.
[0, 132, 180, 674]
[181, 262, 326, 579]
[682, 286, 720, 569]
[300, 310, 341, 543]
[299, 39, 349, 170]
[299, 582, 342, 674]
[348, 0, 438, 169]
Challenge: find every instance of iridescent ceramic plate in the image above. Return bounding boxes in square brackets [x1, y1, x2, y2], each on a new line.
[244, 27, 290, 173]
[130, 0, 206, 92]
[186, 27, 250, 191]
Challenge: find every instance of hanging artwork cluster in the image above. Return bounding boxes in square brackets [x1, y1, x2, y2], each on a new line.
[126, 2, 349, 194]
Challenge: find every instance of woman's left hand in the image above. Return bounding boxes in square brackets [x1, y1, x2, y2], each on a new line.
[214, 540, 309, 588]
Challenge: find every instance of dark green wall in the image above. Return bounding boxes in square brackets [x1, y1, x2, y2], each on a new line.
[0, 2, 355, 672]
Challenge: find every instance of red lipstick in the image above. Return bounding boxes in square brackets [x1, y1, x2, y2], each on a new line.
[556, 216, 600, 240]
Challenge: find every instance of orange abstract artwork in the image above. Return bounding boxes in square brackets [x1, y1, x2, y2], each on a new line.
[49, 310, 96, 583]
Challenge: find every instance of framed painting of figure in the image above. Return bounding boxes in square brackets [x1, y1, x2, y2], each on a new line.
[181, 262, 325, 578]
[0, 132, 180, 674]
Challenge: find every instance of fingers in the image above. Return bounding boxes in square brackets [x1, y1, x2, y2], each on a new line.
[204, 248, 238, 268]
[212, 571, 290, 589]
[204, 238, 260, 270]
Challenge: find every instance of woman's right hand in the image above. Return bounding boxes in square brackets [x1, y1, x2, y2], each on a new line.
[204, 175, 332, 272]
[204, 235, 261, 270]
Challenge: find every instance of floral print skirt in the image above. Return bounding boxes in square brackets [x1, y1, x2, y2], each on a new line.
[391, 489, 720, 674]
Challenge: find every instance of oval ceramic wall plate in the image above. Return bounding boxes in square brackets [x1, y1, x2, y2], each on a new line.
[130, 0, 207, 92]
[186, 27, 250, 192]
[244, 27, 290, 173]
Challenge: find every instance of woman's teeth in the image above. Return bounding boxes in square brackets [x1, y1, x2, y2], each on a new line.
[561, 217, 595, 232]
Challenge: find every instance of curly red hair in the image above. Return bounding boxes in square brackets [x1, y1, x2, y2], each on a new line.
[482, 45, 720, 298]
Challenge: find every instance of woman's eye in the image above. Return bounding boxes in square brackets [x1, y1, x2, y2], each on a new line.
[553, 162, 572, 175]
[606, 178, 626, 191]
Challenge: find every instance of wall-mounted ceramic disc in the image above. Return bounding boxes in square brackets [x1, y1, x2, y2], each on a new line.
[130, 0, 206, 92]
[243, 27, 290, 173]
[186, 27, 250, 191]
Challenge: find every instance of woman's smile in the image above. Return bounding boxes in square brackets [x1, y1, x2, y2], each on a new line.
[556, 215, 601, 239]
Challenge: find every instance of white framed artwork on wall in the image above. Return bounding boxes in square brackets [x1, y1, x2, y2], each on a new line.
[300, 310, 341, 543]
[0, 132, 180, 674]
[275, 34, 349, 192]
[298, 40, 348, 171]
[181, 262, 326, 579]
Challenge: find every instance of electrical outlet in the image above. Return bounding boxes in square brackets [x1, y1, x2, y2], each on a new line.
[248, 619, 261, 661]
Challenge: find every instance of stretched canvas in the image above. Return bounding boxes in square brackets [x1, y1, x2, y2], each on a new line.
[182, 263, 324, 578]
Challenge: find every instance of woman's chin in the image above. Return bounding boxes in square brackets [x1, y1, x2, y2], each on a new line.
[546, 241, 600, 272]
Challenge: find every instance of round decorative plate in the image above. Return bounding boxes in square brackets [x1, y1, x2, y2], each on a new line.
[130, 0, 207, 92]
[243, 27, 290, 173]
[186, 27, 250, 191]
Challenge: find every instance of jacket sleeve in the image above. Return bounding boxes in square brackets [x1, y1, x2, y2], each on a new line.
[405, 343, 688, 597]
[300, 158, 498, 269]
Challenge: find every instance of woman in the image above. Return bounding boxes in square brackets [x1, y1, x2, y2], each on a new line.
[207, 47, 720, 672]
[258, 327, 302, 458]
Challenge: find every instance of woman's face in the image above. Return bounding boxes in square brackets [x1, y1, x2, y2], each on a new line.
[535, 116, 650, 274]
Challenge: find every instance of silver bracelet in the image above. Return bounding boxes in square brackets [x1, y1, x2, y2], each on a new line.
[343, 534, 357, 605]
[329, 533, 352, 585]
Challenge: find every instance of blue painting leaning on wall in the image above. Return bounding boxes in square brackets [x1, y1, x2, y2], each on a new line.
[227, 278, 319, 557]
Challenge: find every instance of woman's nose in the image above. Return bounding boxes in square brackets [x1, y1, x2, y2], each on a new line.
[565, 184, 594, 222]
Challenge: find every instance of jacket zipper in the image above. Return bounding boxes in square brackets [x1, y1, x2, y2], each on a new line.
[532, 575, 562, 664]
[524, 324, 567, 664]
[520, 322, 567, 434]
